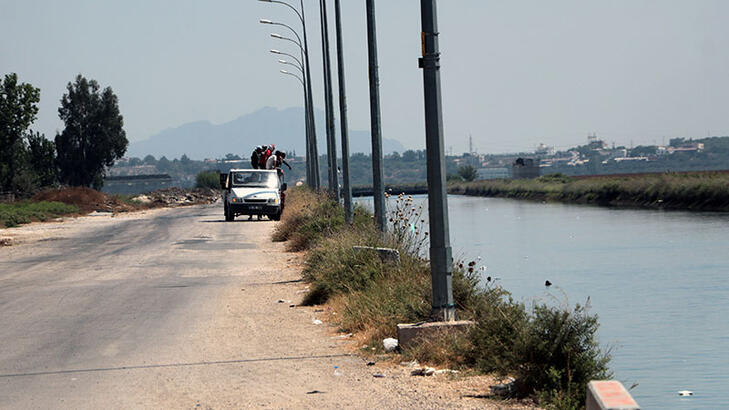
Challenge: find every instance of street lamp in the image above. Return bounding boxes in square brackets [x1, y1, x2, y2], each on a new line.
[269, 49, 310, 182]
[270, 49, 303, 67]
[270, 32, 302, 49]
[259, 0, 320, 189]
[318, 0, 338, 199]
[278, 59, 303, 74]
[266, 28, 313, 185]
[280, 69, 304, 86]
[333, 0, 353, 224]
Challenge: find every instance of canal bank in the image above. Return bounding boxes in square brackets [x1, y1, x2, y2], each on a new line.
[448, 172, 729, 212]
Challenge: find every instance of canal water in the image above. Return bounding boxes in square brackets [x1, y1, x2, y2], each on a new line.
[357, 194, 729, 409]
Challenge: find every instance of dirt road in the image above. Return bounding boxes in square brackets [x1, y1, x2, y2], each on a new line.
[0, 204, 524, 409]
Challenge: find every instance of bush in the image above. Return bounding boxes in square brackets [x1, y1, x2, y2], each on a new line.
[468, 297, 612, 407]
[195, 170, 221, 189]
[272, 186, 371, 251]
[458, 165, 478, 182]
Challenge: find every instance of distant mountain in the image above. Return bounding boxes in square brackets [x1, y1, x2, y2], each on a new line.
[127, 107, 405, 160]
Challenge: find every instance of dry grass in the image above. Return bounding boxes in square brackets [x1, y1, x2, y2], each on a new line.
[278, 187, 611, 408]
[33, 187, 142, 213]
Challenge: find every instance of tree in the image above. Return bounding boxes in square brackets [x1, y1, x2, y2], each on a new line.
[143, 154, 157, 165]
[157, 156, 171, 171]
[458, 165, 478, 182]
[0, 73, 41, 191]
[26, 131, 57, 187]
[402, 150, 418, 161]
[55, 74, 127, 189]
[630, 145, 657, 157]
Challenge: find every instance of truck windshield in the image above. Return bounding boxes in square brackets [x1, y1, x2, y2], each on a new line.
[230, 171, 278, 188]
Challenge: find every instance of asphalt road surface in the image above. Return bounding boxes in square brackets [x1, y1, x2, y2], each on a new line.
[0, 204, 515, 409]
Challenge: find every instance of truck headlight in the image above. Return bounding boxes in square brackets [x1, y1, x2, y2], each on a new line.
[267, 197, 279, 205]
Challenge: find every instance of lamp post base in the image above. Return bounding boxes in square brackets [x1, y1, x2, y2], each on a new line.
[430, 306, 456, 322]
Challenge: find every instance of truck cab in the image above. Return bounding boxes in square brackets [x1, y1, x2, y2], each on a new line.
[219, 169, 287, 221]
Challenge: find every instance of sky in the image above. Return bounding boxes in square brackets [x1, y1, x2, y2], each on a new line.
[2, 0, 728, 155]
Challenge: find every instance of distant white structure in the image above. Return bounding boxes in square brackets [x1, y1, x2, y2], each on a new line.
[535, 143, 555, 156]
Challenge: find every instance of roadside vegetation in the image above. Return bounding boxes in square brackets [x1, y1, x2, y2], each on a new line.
[274, 187, 611, 408]
[0, 200, 79, 228]
[0, 186, 220, 229]
[195, 170, 222, 189]
[449, 172, 729, 211]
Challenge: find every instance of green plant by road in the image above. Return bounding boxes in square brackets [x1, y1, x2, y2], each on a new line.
[0, 201, 79, 228]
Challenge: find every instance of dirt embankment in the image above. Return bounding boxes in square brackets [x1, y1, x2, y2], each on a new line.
[33, 186, 220, 213]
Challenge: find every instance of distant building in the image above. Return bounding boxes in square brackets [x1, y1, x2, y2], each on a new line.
[512, 158, 540, 179]
[587, 133, 608, 150]
[477, 167, 510, 180]
[535, 143, 555, 156]
[666, 143, 704, 154]
[103, 174, 173, 195]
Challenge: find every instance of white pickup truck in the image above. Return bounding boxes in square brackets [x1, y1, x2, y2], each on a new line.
[219, 169, 287, 221]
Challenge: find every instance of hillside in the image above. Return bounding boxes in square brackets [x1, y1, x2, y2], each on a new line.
[127, 107, 405, 160]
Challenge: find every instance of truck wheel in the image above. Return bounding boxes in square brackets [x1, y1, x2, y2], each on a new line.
[225, 207, 234, 221]
[270, 211, 282, 221]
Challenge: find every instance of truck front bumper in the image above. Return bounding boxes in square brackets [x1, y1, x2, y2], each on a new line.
[228, 202, 281, 215]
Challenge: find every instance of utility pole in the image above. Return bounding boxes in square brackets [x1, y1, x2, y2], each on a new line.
[303, 79, 312, 185]
[319, 0, 338, 198]
[365, 0, 386, 231]
[419, 0, 454, 321]
[334, 0, 353, 223]
[300, 0, 320, 189]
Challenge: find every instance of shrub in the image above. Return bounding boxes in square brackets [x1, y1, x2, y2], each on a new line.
[458, 165, 478, 182]
[468, 297, 612, 407]
[272, 186, 371, 251]
[195, 170, 221, 189]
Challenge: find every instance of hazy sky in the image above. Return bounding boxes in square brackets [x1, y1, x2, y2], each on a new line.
[2, 0, 728, 155]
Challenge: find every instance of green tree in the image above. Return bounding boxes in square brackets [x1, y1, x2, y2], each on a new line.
[55, 75, 128, 189]
[157, 156, 171, 171]
[195, 170, 221, 189]
[630, 145, 657, 157]
[143, 154, 157, 165]
[458, 165, 478, 182]
[26, 131, 57, 187]
[0, 73, 41, 191]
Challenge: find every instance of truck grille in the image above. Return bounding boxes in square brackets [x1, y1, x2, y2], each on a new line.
[245, 199, 267, 203]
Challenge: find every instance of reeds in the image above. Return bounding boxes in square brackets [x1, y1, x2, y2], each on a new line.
[450, 172, 729, 211]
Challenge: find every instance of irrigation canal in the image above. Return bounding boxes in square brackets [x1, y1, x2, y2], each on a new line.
[356, 194, 729, 409]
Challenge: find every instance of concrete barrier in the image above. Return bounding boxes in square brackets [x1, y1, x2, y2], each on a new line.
[396, 321, 474, 349]
[586, 380, 639, 410]
[352, 246, 401, 265]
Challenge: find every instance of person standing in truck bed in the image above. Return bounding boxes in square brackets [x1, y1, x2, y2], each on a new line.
[265, 151, 291, 171]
